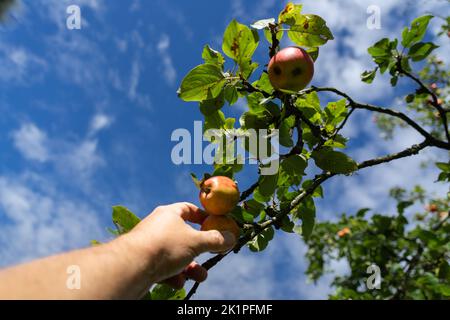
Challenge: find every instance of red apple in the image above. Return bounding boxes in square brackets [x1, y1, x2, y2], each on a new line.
[268, 46, 314, 92]
[199, 176, 240, 216]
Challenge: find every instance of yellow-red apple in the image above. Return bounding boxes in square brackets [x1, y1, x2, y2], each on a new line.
[199, 176, 240, 215]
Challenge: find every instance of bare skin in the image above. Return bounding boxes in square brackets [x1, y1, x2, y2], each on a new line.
[0, 202, 236, 300]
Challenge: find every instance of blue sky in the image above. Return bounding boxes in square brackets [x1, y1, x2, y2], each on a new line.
[0, 0, 448, 299]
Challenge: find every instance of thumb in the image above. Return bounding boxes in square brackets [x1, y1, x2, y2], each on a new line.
[193, 230, 236, 255]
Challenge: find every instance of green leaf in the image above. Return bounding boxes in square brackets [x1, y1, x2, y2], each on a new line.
[361, 68, 377, 84]
[306, 47, 319, 62]
[356, 208, 370, 218]
[204, 110, 226, 131]
[280, 216, 295, 233]
[224, 117, 235, 129]
[295, 92, 322, 124]
[324, 99, 347, 125]
[324, 134, 348, 149]
[368, 38, 391, 57]
[390, 75, 398, 87]
[202, 45, 225, 67]
[243, 199, 266, 216]
[312, 147, 358, 174]
[240, 111, 271, 130]
[278, 3, 303, 26]
[251, 18, 275, 30]
[222, 19, 259, 66]
[190, 173, 203, 189]
[257, 173, 279, 197]
[224, 85, 239, 105]
[408, 42, 438, 61]
[367, 38, 397, 73]
[253, 72, 274, 95]
[281, 155, 307, 177]
[437, 171, 450, 182]
[438, 261, 450, 281]
[405, 94, 415, 103]
[436, 162, 450, 172]
[150, 284, 186, 300]
[302, 180, 323, 198]
[279, 116, 295, 147]
[397, 200, 414, 214]
[288, 14, 334, 47]
[253, 187, 271, 203]
[178, 64, 225, 102]
[248, 226, 274, 252]
[294, 197, 316, 240]
[230, 206, 254, 224]
[199, 90, 225, 115]
[401, 15, 433, 48]
[112, 206, 141, 233]
[239, 60, 259, 79]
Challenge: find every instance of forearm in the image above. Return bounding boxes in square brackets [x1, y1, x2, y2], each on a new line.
[0, 235, 155, 300]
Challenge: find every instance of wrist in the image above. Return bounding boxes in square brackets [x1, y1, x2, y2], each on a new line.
[108, 233, 160, 296]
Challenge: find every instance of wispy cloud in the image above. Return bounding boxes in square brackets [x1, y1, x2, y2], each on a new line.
[0, 173, 105, 267]
[11, 123, 49, 162]
[0, 46, 47, 84]
[89, 113, 113, 135]
[157, 34, 177, 86]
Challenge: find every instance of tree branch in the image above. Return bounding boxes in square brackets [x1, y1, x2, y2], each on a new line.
[268, 23, 280, 58]
[357, 140, 429, 170]
[302, 86, 450, 150]
[239, 181, 259, 202]
[398, 62, 450, 143]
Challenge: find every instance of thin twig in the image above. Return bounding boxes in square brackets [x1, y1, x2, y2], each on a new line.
[398, 62, 450, 143]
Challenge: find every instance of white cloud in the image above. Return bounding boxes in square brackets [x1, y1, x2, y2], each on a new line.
[0, 46, 47, 84]
[12, 123, 49, 162]
[129, 60, 141, 101]
[230, 0, 276, 22]
[115, 38, 128, 53]
[10, 121, 106, 186]
[195, 248, 274, 299]
[56, 139, 105, 183]
[126, 59, 152, 109]
[157, 34, 177, 86]
[89, 113, 113, 135]
[0, 174, 104, 267]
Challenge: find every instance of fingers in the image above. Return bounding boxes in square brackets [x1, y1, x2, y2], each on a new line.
[163, 262, 208, 289]
[192, 230, 236, 254]
[163, 273, 186, 290]
[171, 202, 208, 225]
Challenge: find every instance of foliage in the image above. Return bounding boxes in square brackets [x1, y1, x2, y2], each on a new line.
[305, 189, 450, 299]
[106, 3, 450, 299]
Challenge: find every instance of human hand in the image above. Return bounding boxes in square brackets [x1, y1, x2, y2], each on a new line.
[121, 202, 237, 291]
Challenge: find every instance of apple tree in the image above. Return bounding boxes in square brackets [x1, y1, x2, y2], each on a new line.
[109, 3, 449, 299]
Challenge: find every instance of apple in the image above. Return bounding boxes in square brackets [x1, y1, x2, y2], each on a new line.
[337, 227, 351, 238]
[268, 46, 314, 92]
[199, 176, 240, 216]
[201, 215, 240, 243]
